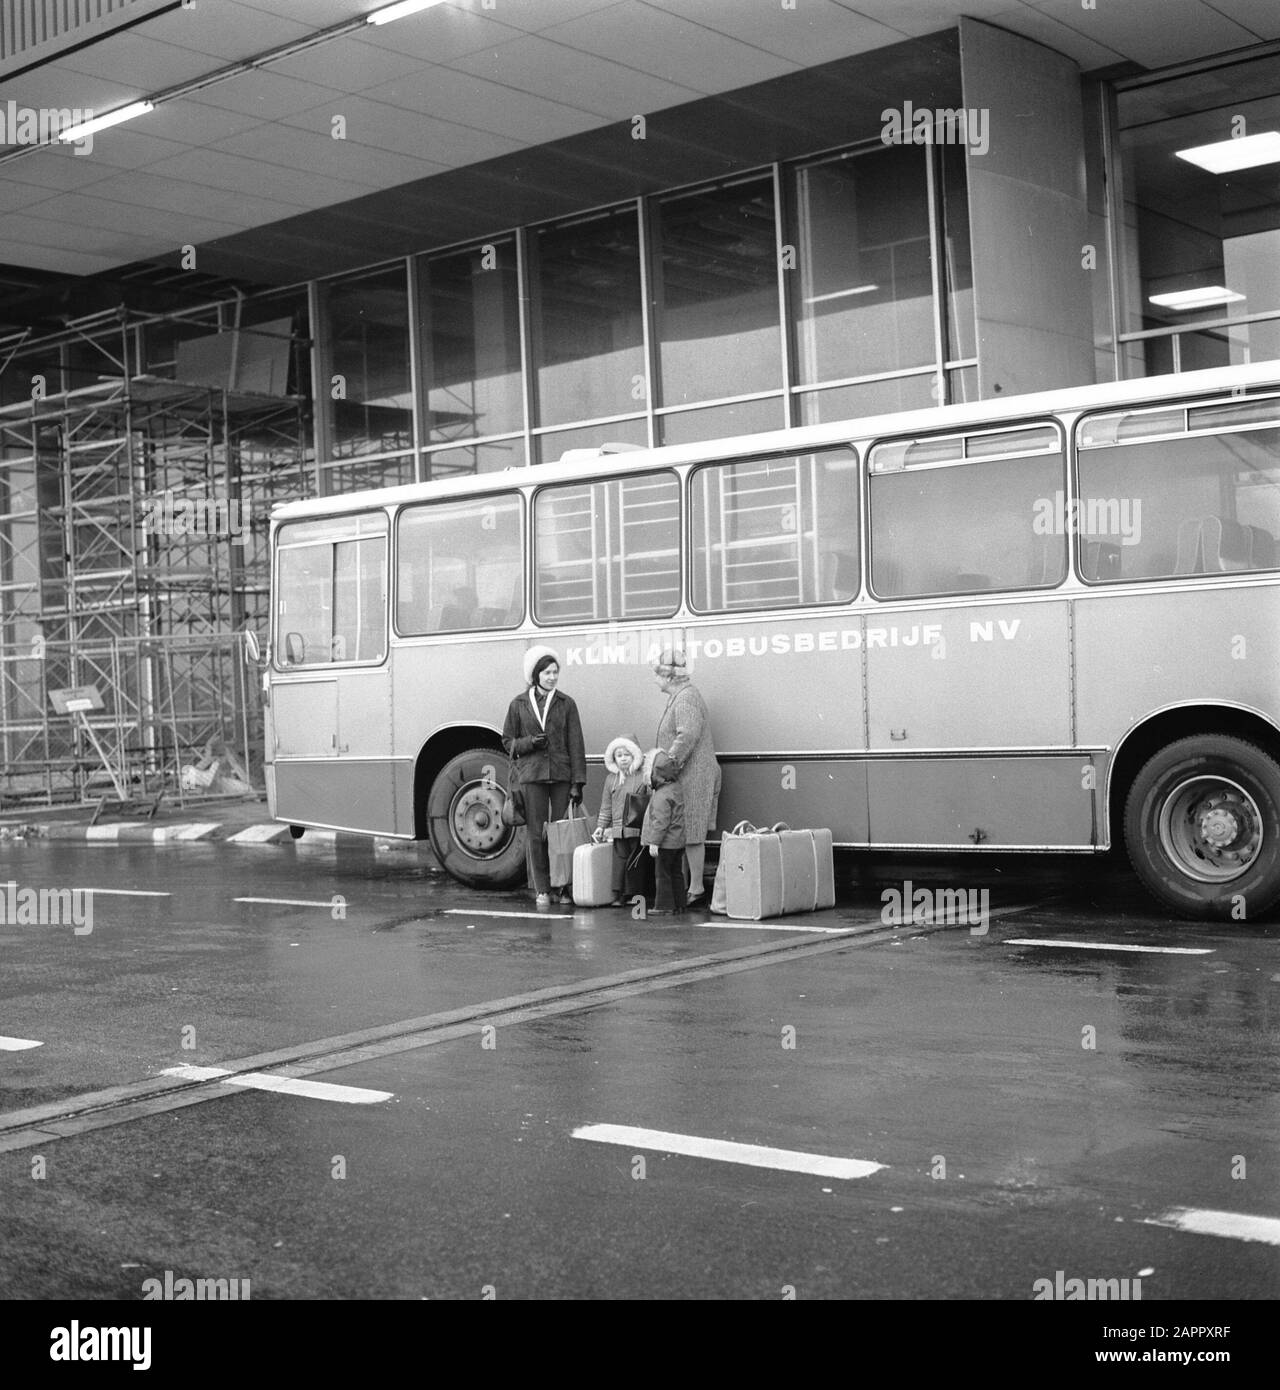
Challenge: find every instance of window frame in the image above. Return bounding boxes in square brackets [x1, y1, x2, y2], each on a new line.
[865, 419, 1068, 602]
[686, 445, 861, 616]
[273, 510, 390, 670]
[1072, 393, 1280, 588]
[392, 489, 527, 637]
[532, 467, 682, 627]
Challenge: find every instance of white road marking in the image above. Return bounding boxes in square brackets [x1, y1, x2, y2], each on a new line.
[78, 887, 172, 898]
[705, 921, 856, 934]
[160, 1064, 390, 1104]
[0, 1036, 43, 1051]
[443, 908, 574, 920]
[1004, 939, 1213, 955]
[234, 896, 341, 908]
[572, 1123, 884, 1179]
[1143, 1207, 1280, 1246]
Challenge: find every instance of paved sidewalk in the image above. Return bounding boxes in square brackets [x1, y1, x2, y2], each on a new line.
[0, 794, 440, 868]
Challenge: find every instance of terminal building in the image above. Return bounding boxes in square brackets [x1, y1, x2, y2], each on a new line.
[0, 0, 1276, 802]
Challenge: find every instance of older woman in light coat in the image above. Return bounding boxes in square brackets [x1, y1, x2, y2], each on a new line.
[651, 648, 721, 904]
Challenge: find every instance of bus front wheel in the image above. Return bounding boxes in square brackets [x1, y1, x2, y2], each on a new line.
[425, 747, 526, 890]
[1124, 734, 1280, 920]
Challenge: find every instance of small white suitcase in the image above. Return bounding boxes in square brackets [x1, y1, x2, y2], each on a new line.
[572, 840, 615, 906]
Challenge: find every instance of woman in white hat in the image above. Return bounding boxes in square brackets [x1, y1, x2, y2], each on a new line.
[502, 645, 586, 906]
[651, 647, 721, 905]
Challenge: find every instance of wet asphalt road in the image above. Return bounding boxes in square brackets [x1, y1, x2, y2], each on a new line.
[0, 838, 1277, 1304]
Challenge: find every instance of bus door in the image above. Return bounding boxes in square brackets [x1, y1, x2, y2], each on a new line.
[271, 513, 395, 834]
[862, 425, 1093, 849]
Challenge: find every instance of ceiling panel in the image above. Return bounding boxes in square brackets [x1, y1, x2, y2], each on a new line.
[1213, 0, 1280, 37]
[265, 34, 432, 91]
[233, 0, 383, 25]
[638, 0, 905, 63]
[0, 183, 60, 215]
[137, 0, 316, 58]
[0, 69, 138, 112]
[984, 3, 1122, 70]
[20, 193, 246, 243]
[1023, 0, 1260, 68]
[210, 121, 452, 187]
[137, 98, 271, 146]
[540, 5, 800, 92]
[0, 147, 124, 193]
[468, 0, 630, 32]
[54, 33, 219, 87]
[451, 34, 703, 118]
[360, 66, 604, 144]
[0, 242, 120, 275]
[65, 128, 192, 171]
[139, 147, 374, 208]
[355, 6, 528, 63]
[835, 0, 1021, 40]
[184, 68, 345, 121]
[87, 168, 305, 225]
[281, 94, 526, 166]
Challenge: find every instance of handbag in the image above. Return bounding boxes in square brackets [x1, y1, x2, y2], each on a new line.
[622, 790, 649, 832]
[710, 821, 760, 914]
[546, 803, 592, 887]
[500, 764, 525, 828]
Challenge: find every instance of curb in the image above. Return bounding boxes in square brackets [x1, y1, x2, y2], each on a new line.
[34, 818, 440, 867]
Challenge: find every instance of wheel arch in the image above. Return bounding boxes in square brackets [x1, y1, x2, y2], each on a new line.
[1105, 701, 1280, 849]
[412, 722, 506, 840]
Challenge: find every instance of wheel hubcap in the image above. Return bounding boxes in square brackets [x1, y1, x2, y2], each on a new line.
[451, 780, 510, 857]
[1159, 775, 1263, 883]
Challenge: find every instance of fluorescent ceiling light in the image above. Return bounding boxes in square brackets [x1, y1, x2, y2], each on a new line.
[58, 100, 154, 142]
[1176, 131, 1280, 173]
[367, 0, 447, 24]
[803, 285, 879, 305]
[1150, 286, 1245, 311]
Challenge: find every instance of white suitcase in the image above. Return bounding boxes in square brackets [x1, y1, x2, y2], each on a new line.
[572, 840, 614, 906]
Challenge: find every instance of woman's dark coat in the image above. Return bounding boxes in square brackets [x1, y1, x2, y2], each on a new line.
[502, 689, 586, 785]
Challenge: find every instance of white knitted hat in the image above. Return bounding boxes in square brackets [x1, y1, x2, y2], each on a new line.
[522, 644, 560, 686]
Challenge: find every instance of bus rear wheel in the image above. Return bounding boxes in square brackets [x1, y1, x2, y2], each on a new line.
[1124, 734, 1280, 920]
[426, 747, 526, 890]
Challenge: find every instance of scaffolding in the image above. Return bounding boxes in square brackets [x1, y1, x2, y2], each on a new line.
[0, 306, 314, 807]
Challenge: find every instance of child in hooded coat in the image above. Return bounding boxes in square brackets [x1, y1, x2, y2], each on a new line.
[593, 735, 649, 905]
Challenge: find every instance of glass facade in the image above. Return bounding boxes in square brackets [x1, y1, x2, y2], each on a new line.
[1115, 51, 1280, 377]
[313, 138, 978, 489]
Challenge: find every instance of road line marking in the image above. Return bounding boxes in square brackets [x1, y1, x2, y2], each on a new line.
[0, 918, 954, 1150]
[1142, 1207, 1280, 1246]
[1004, 939, 1213, 955]
[705, 921, 857, 933]
[160, 1064, 390, 1105]
[443, 908, 574, 920]
[573, 1124, 884, 1179]
[0, 1036, 43, 1051]
[78, 887, 172, 898]
[234, 896, 340, 908]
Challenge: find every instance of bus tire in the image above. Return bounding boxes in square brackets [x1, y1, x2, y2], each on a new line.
[1123, 734, 1280, 921]
[426, 747, 526, 890]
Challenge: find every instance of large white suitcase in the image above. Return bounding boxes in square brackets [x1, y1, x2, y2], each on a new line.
[572, 840, 615, 906]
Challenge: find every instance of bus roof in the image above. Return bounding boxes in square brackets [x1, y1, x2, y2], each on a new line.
[273, 359, 1280, 522]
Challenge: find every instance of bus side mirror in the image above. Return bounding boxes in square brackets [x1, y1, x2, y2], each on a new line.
[242, 630, 261, 665]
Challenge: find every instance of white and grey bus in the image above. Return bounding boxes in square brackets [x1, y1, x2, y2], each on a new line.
[263, 359, 1280, 919]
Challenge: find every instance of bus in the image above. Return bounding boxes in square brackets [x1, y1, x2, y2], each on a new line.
[263, 360, 1280, 921]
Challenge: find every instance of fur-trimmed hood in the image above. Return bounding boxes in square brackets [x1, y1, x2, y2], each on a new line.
[603, 736, 643, 775]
